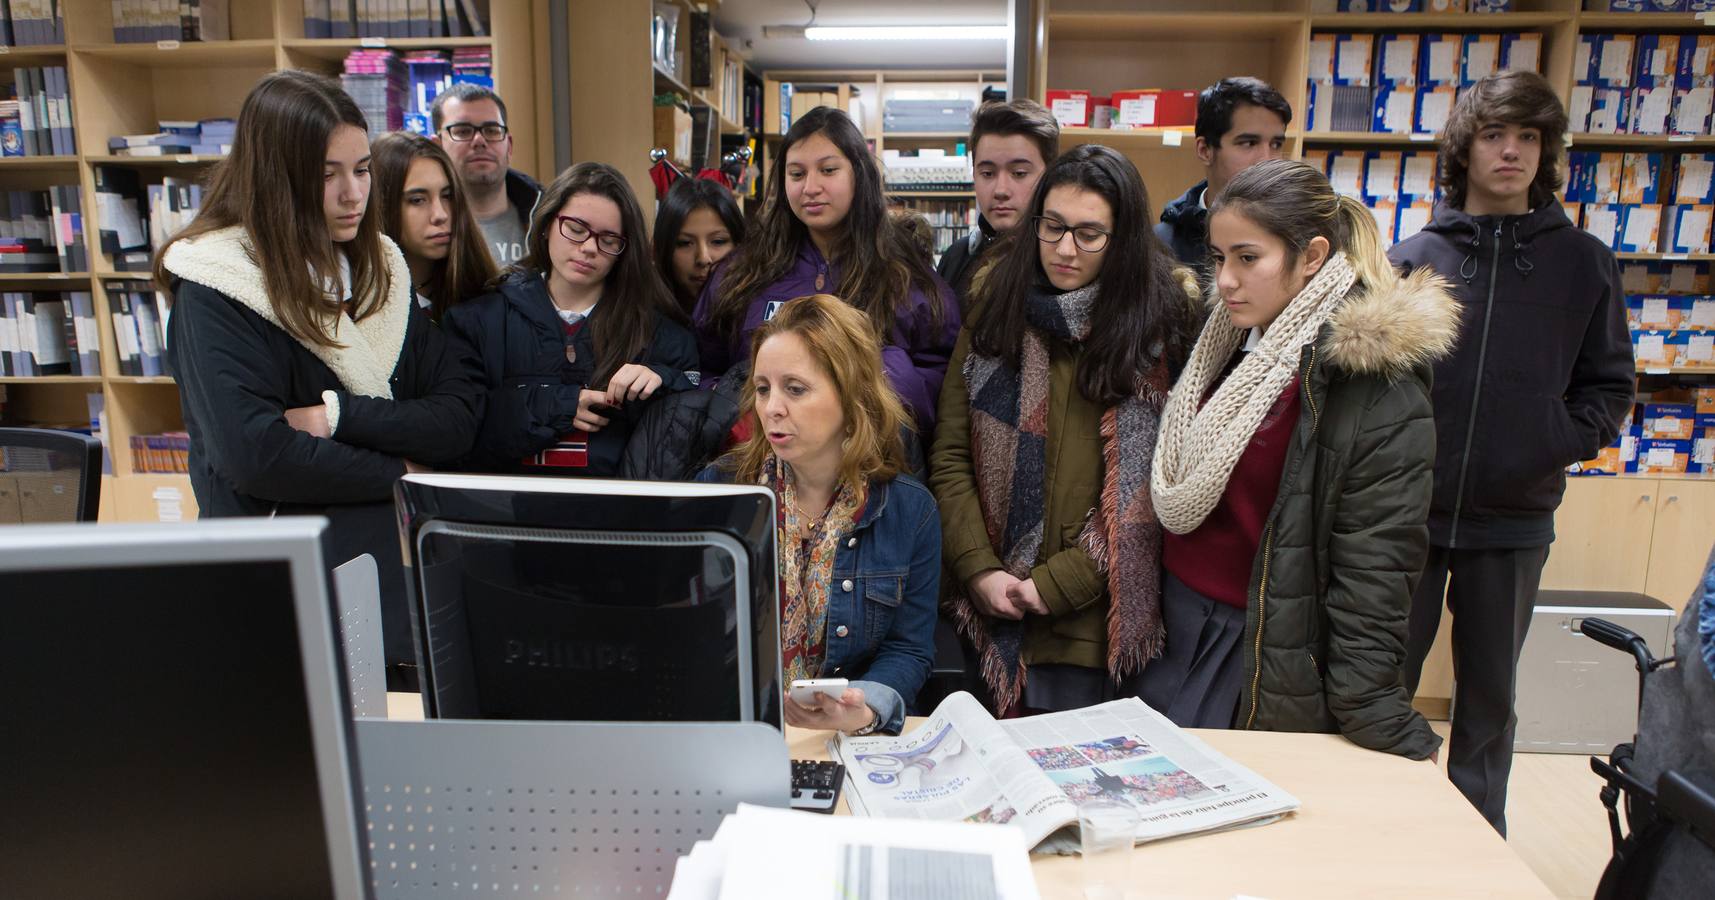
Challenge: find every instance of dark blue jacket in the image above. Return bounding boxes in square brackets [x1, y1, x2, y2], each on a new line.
[444, 270, 699, 477]
[695, 466, 941, 734]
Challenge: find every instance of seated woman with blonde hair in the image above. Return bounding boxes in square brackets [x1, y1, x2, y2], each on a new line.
[697, 292, 940, 736]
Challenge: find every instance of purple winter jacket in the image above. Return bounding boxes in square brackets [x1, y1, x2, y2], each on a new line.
[691, 239, 961, 434]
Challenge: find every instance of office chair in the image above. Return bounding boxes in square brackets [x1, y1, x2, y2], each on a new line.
[0, 427, 102, 523]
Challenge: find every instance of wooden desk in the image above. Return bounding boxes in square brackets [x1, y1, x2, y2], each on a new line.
[788, 721, 1557, 900]
[382, 697, 1553, 899]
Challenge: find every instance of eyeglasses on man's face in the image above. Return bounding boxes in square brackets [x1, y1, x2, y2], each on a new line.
[1034, 215, 1112, 253]
[558, 216, 627, 256]
[443, 122, 508, 142]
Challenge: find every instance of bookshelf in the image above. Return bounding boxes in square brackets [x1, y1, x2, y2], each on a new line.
[0, 0, 538, 523]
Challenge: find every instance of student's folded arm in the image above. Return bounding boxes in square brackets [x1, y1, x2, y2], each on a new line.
[851, 503, 942, 734]
[171, 285, 403, 503]
[328, 308, 485, 464]
[928, 331, 1005, 585]
[442, 303, 581, 470]
[1323, 383, 1443, 761]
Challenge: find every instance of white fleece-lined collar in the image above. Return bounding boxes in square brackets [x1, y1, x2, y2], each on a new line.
[162, 225, 412, 401]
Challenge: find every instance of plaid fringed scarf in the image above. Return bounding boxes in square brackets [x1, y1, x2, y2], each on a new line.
[946, 283, 1170, 714]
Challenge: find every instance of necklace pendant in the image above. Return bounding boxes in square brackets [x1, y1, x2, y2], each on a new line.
[815, 273, 824, 291]
[565, 344, 577, 364]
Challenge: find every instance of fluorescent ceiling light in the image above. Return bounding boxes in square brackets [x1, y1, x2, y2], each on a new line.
[802, 25, 1008, 41]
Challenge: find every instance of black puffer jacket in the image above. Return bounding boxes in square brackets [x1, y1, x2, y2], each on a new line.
[444, 270, 699, 476]
[1388, 202, 1634, 548]
[1232, 267, 1457, 760]
[620, 362, 746, 481]
[1154, 180, 1210, 267]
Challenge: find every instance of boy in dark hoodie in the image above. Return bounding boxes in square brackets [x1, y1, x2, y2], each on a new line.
[936, 99, 1058, 309]
[1154, 77, 1290, 267]
[1388, 70, 1635, 835]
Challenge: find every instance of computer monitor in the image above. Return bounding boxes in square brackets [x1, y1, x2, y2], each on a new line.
[395, 473, 783, 726]
[0, 518, 368, 900]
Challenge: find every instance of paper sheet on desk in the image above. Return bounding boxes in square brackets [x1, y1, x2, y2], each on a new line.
[667, 803, 1040, 900]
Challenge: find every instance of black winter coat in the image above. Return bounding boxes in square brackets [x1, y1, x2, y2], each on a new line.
[1154, 181, 1210, 268]
[161, 226, 483, 669]
[935, 215, 997, 312]
[619, 361, 746, 481]
[1388, 202, 1635, 548]
[444, 270, 700, 477]
[1231, 268, 1457, 760]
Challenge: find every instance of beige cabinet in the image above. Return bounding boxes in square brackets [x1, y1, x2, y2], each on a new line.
[1644, 482, 1715, 608]
[1542, 478, 1659, 594]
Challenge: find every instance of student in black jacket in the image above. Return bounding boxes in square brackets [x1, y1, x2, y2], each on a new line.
[156, 71, 484, 685]
[1154, 78, 1291, 268]
[444, 162, 698, 477]
[936, 99, 1059, 309]
[1388, 71, 1635, 835]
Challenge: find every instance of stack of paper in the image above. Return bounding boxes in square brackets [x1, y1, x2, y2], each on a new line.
[667, 803, 1039, 900]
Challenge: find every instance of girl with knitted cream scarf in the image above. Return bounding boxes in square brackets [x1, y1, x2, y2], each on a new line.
[1148, 159, 1451, 758]
[932, 145, 1198, 715]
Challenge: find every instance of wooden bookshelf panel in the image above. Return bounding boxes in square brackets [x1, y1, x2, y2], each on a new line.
[0, 45, 69, 66]
[101, 380, 183, 478]
[0, 380, 101, 428]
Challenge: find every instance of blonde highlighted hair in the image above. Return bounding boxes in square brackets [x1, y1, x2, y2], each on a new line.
[723, 293, 912, 488]
[1209, 158, 1398, 296]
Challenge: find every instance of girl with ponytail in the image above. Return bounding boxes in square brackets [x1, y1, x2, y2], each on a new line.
[1146, 158, 1454, 758]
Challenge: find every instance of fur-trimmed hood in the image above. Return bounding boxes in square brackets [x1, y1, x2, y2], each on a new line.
[1321, 266, 1460, 378]
[1200, 264, 1460, 380]
[161, 225, 413, 399]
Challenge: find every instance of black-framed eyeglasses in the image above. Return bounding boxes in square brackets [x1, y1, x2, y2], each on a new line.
[558, 216, 627, 256]
[1034, 215, 1111, 253]
[442, 122, 508, 142]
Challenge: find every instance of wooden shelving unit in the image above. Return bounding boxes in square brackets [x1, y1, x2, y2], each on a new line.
[0, 0, 538, 523]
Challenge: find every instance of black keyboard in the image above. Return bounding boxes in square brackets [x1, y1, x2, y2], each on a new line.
[790, 759, 845, 813]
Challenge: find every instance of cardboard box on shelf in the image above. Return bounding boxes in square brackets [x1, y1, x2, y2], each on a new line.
[1643, 403, 1698, 441]
[1663, 205, 1713, 255]
[1695, 387, 1715, 415]
[1637, 294, 1692, 330]
[1110, 90, 1197, 128]
[1045, 90, 1092, 128]
[1637, 439, 1692, 475]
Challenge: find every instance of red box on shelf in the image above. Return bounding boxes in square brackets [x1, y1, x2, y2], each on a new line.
[1110, 89, 1199, 128]
[1045, 90, 1093, 128]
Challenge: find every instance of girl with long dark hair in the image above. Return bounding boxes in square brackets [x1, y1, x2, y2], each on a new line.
[653, 177, 746, 315]
[694, 106, 959, 435]
[444, 162, 698, 476]
[156, 70, 483, 684]
[369, 131, 497, 320]
[931, 144, 1198, 715]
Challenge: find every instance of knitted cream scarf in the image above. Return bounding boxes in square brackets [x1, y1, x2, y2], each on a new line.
[1151, 251, 1357, 535]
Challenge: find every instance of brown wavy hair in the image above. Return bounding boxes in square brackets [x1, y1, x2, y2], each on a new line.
[1437, 69, 1567, 211]
[153, 70, 390, 347]
[720, 293, 911, 488]
[516, 162, 687, 387]
[702, 106, 944, 347]
[369, 131, 497, 321]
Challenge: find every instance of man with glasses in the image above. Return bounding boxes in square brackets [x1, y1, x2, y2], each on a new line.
[431, 84, 542, 266]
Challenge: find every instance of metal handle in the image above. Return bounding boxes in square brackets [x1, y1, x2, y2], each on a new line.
[1641, 494, 1652, 503]
[1666, 495, 1679, 504]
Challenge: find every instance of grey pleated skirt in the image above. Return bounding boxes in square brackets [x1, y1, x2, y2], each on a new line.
[1020, 573, 1248, 727]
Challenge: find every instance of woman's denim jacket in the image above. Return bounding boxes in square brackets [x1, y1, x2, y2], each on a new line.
[695, 467, 941, 734]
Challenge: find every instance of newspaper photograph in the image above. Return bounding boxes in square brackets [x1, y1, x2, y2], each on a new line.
[833, 692, 1300, 853]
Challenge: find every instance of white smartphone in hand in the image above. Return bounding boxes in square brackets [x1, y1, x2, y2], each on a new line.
[789, 678, 849, 706]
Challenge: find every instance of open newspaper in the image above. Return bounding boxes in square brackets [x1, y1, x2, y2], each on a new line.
[832, 692, 1300, 854]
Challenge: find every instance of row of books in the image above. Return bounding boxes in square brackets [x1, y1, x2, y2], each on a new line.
[109, 0, 229, 43]
[1574, 388, 1715, 479]
[108, 118, 235, 157]
[130, 431, 189, 475]
[0, 186, 86, 273]
[1, 66, 75, 157]
[0, 0, 64, 46]
[1627, 294, 1715, 332]
[343, 48, 407, 140]
[105, 281, 169, 377]
[399, 47, 492, 135]
[1326, 1, 1516, 11]
[0, 291, 98, 377]
[888, 198, 977, 263]
[94, 169, 203, 273]
[1575, 33, 1715, 136]
[1564, 152, 1715, 206]
[302, 0, 490, 39]
[1634, 326, 1715, 369]
[1570, 202, 1709, 254]
[1311, 31, 1540, 90]
[1304, 148, 1441, 241]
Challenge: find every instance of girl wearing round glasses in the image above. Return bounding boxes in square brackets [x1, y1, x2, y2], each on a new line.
[445, 161, 698, 476]
[694, 106, 959, 436]
[930, 144, 1198, 715]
